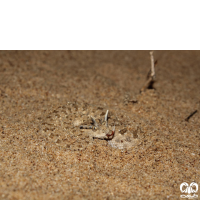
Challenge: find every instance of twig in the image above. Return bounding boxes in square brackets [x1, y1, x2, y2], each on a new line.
[150, 51, 155, 79]
[185, 110, 198, 122]
[140, 51, 156, 92]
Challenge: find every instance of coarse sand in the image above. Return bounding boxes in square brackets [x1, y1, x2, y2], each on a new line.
[0, 51, 199, 200]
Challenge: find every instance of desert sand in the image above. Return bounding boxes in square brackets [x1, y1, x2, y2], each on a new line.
[0, 51, 199, 199]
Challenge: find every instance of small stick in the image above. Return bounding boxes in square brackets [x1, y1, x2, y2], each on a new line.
[150, 51, 155, 79]
[140, 51, 156, 92]
[185, 110, 198, 122]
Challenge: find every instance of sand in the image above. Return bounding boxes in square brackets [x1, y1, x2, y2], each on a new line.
[0, 51, 199, 199]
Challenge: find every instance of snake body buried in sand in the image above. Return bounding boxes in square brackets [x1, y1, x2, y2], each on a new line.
[39, 102, 140, 150]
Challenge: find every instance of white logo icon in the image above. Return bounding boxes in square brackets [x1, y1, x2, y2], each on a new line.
[180, 182, 198, 199]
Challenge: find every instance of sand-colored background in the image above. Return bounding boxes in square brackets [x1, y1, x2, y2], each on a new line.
[0, 51, 199, 199]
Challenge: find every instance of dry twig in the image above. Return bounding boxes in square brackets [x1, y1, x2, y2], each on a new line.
[185, 110, 198, 122]
[140, 51, 156, 92]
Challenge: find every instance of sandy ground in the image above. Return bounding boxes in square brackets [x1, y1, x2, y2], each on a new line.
[0, 51, 199, 200]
